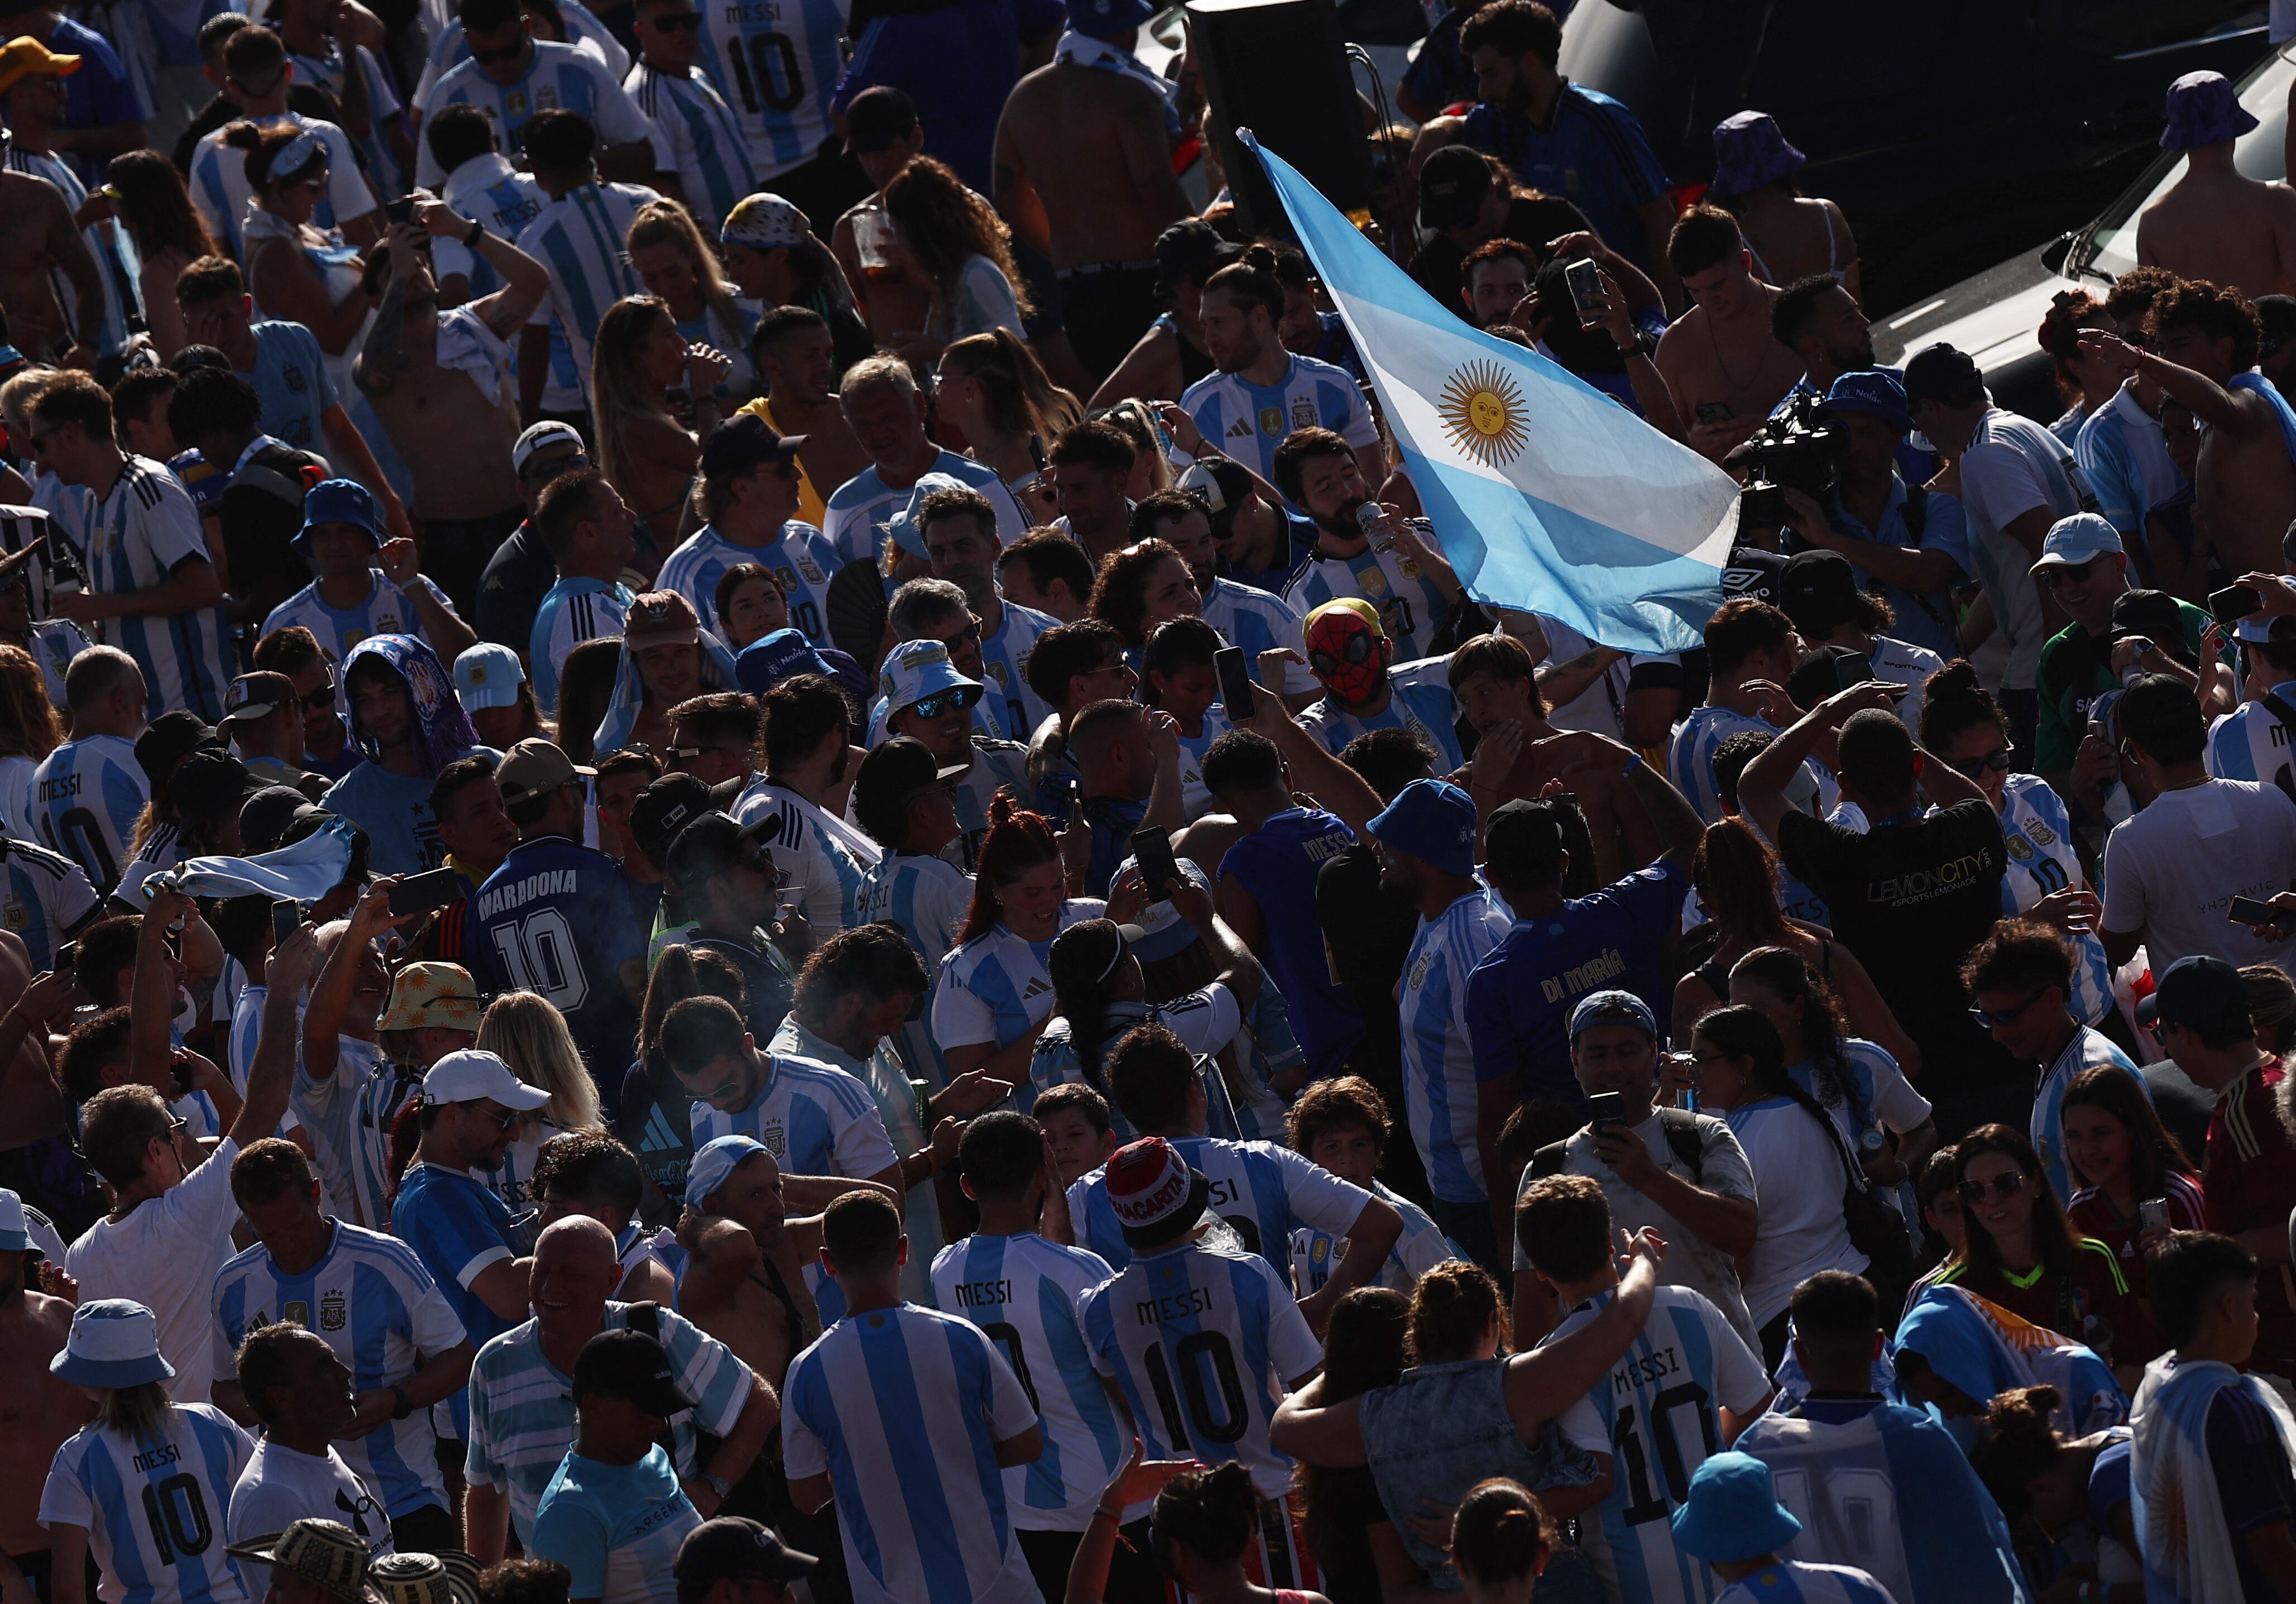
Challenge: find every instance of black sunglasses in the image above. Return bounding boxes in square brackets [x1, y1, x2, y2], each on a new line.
[301, 678, 338, 711]
[650, 8, 702, 25]
[1957, 1172, 2031, 1204]
[1951, 748, 2014, 781]
[470, 39, 526, 64]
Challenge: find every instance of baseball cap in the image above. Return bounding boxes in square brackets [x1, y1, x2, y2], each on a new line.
[453, 643, 526, 712]
[572, 1327, 696, 1416]
[1418, 144, 1493, 231]
[1669, 1453, 1802, 1564]
[0, 36, 79, 100]
[1815, 370, 1913, 434]
[1899, 343, 1983, 409]
[2137, 954, 2251, 1033]
[2236, 611, 2296, 645]
[1366, 778, 1477, 878]
[664, 810, 775, 890]
[1777, 548, 1863, 639]
[735, 628, 833, 695]
[1569, 988, 1658, 1041]
[221, 671, 298, 725]
[0, 1185, 30, 1253]
[686, 1134, 768, 1208]
[700, 413, 806, 481]
[720, 193, 809, 252]
[224, 1522, 387, 1604]
[1154, 217, 1242, 293]
[1175, 456, 1254, 533]
[1103, 1136, 1212, 1248]
[293, 478, 384, 556]
[51, 1299, 174, 1387]
[170, 748, 265, 827]
[136, 710, 219, 788]
[512, 419, 584, 476]
[2162, 69, 2258, 152]
[422, 1048, 550, 1110]
[1709, 109, 1804, 198]
[629, 773, 715, 870]
[625, 591, 703, 651]
[1483, 797, 1566, 885]
[2029, 512, 2124, 575]
[850, 735, 969, 844]
[495, 737, 591, 808]
[377, 962, 483, 1032]
[676, 1518, 818, 1597]
[2109, 587, 2187, 652]
[241, 785, 317, 853]
[842, 85, 917, 155]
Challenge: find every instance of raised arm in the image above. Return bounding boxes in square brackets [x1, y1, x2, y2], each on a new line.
[1244, 652, 1387, 832]
[1501, 1229, 1665, 1433]
[1736, 682, 1899, 843]
[231, 918, 317, 1144]
[2081, 328, 2251, 434]
[303, 880, 409, 1072]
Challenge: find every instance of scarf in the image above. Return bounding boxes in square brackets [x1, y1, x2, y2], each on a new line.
[592, 627, 739, 758]
[2130, 1353, 2296, 1604]
[1053, 30, 1180, 136]
[344, 634, 484, 779]
[433, 304, 513, 406]
[1892, 1282, 2126, 1435]
[144, 814, 357, 903]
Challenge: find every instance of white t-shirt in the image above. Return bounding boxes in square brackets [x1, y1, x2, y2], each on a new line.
[1954, 410, 2085, 692]
[1719, 1096, 1868, 1329]
[66, 1136, 244, 1400]
[227, 1441, 393, 1597]
[2101, 778, 2296, 976]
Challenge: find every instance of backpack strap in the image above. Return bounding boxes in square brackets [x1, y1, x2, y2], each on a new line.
[1655, 1107, 1705, 1186]
[1530, 1139, 1572, 1181]
[1901, 484, 1928, 542]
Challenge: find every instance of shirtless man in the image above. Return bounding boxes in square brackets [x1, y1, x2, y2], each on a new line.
[1653, 205, 1804, 463]
[0, 1186, 91, 1604]
[828, 87, 933, 354]
[675, 1137, 855, 1392]
[0, 157, 100, 370]
[355, 203, 550, 605]
[2082, 280, 2296, 579]
[993, 0, 1192, 383]
[2136, 69, 2296, 303]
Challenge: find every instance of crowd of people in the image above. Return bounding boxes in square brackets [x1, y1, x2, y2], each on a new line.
[5, 2, 2296, 1604]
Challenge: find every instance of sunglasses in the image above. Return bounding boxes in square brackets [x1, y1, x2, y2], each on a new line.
[2037, 558, 2102, 588]
[470, 39, 526, 64]
[907, 688, 971, 721]
[301, 679, 338, 711]
[1957, 1172, 2032, 1204]
[935, 620, 983, 652]
[1969, 990, 2043, 1030]
[468, 1103, 522, 1132]
[1952, 748, 2014, 781]
[521, 451, 591, 482]
[649, 8, 702, 25]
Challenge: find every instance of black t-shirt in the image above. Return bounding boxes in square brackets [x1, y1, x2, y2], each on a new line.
[222, 440, 323, 614]
[1406, 194, 1594, 312]
[1777, 799, 2013, 1097]
[1315, 841, 1425, 1191]
[474, 518, 554, 650]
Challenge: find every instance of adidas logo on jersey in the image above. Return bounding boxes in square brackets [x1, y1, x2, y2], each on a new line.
[1225, 419, 1253, 439]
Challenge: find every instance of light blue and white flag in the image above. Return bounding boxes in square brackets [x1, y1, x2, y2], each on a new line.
[143, 815, 357, 903]
[1244, 134, 1737, 653]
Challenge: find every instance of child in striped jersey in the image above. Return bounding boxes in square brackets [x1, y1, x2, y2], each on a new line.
[1284, 1076, 1451, 1297]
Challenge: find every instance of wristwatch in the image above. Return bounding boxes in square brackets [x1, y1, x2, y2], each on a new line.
[700, 1471, 734, 1503]
[464, 219, 486, 250]
[389, 1384, 414, 1421]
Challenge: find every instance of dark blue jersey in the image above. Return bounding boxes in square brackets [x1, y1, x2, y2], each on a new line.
[469, 835, 646, 1106]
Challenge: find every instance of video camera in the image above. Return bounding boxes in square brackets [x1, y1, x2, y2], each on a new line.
[1727, 392, 1848, 531]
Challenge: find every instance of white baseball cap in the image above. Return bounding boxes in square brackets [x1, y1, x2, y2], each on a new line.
[421, 1050, 551, 1110]
[0, 1186, 28, 1253]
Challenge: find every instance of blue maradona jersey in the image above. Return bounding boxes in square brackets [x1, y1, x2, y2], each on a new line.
[1180, 352, 1378, 491]
[468, 835, 647, 1082]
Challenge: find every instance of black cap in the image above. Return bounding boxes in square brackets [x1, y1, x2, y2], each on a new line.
[1777, 548, 1862, 639]
[1483, 798, 1566, 884]
[136, 711, 221, 789]
[664, 810, 774, 892]
[630, 773, 715, 873]
[2137, 954, 2250, 1034]
[1900, 343, 1983, 408]
[675, 1519, 817, 1598]
[1722, 545, 1789, 607]
[571, 1328, 695, 1417]
[1418, 144, 1493, 230]
[241, 784, 312, 852]
[699, 414, 805, 481]
[169, 749, 263, 827]
[841, 85, 917, 155]
[1175, 456, 1255, 534]
[851, 736, 967, 848]
[1153, 217, 1242, 292]
[2110, 587, 2188, 653]
[2259, 294, 2296, 361]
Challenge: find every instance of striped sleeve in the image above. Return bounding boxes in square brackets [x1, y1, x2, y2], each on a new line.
[660, 1306, 755, 1438]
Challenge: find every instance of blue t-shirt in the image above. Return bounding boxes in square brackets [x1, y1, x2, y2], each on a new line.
[1464, 857, 1683, 1108]
[830, 0, 1060, 194]
[320, 760, 448, 879]
[468, 835, 647, 1104]
[242, 320, 337, 457]
[530, 1446, 697, 1604]
[1460, 83, 1669, 271]
[391, 1161, 524, 1349]
[50, 17, 147, 187]
[1217, 807, 1365, 1078]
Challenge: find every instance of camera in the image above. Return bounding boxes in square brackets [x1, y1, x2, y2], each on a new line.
[1727, 392, 1848, 532]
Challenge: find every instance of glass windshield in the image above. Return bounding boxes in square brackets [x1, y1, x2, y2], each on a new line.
[2086, 44, 2296, 275]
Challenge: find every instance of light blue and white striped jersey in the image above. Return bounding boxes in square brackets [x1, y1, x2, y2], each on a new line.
[2031, 1024, 2145, 1205]
[1295, 655, 1465, 772]
[464, 1300, 755, 1539]
[931, 899, 1103, 1051]
[692, 0, 850, 178]
[2074, 385, 2183, 539]
[1180, 352, 1378, 490]
[263, 572, 450, 674]
[1288, 1176, 1452, 1296]
[188, 113, 375, 264]
[2208, 695, 2296, 792]
[83, 458, 231, 722]
[430, 154, 550, 301]
[1200, 577, 1316, 697]
[821, 450, 1024, 569]
[731, 777, 882, 933]
[656, 521, 837, 644]
[1668, 704, 1838, 825]
[290, 1041, 420, 1233]
[857, 849, 972, 1089]
[242, 321, 338, 458]
[979, 600, 1059, 743]
[946, 741, 1031, 868]
[624, 60, 758, 231]
[285, 41, 409, 202]
[1080, 1236, 1321, 1498]
[7, 146, 140, 357]
[1994, 772, 2116, 1028]
[1547, 1285, 1774, 1604]
[33, 731, 148, 893]
[1713, 1564, 1897, 1604]
[415, 42, 656, 188]
[1734, 1397, 2026, 1604]
[1284, 539, 1453, 665]
[1069, 1134, 1371, 1273]
[416, 0, 629, 106]
[687, 1051, 901, 1180]
[1169, 705, 1232, 821]
[0, 834, 100, 971]
[210, 1220, 467, 1520]
[1399, 887, 1513, 1205]
[931, 1231, 1127, 1533]
[783, 1301, 1039, 1604]
[38, 1404, 256, 1604]
[1023, 993, 1247, 1144]
[531, 1447, 696, 1604]
[530, 578, 635, 714]
[514, 182, 660, 409]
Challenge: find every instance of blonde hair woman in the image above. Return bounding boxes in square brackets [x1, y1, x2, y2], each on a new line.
[0, 643, 63, 836]
[592, 294, 730, 549]
[628, 199, 760, 396]
[474, 988, 601, 1209]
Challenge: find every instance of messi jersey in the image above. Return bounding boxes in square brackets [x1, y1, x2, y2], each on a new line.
[693, 0, 851, 178]
[1546, 1285, 1773, 1604]
[468, 835, 648, 1090]
[38, 1406, 255, 1604]
[32, 731, 148, 893]
[1180, 352, 1378, 492]
[656, 520, 837, 644]
[430, 155, 550, 299]
[1069, 1133, 1370, 1273]
[1079, 1237, 1322, 1497]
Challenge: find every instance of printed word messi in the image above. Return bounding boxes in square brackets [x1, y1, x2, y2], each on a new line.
[476, 870, 584, 919]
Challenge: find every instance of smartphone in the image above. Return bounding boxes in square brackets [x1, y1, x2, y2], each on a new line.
[272, 899, 301, 945]
[1564, 257, 1604, 318]
[1038, 769, 1077, 830]
[385, 195, 417, 227]
[1586, 1090, 1628, 1133]
[2210, 583, 2264, 626]
[54, 939, 75, 973]
[389, 867, 462, 917]
[1214, 646, 1256, 721]
[2140, 1198, 2169, 1232]
[1130, 827, 1180, 899]
[2230, 895, 2296, 936]
[1695, 401, 1734, 426]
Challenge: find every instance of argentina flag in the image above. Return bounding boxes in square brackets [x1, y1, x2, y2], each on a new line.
[1244, 133, 1738, 653]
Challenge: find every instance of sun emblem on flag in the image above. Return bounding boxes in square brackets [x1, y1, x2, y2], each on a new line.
[1438, 359, 1531, 466]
